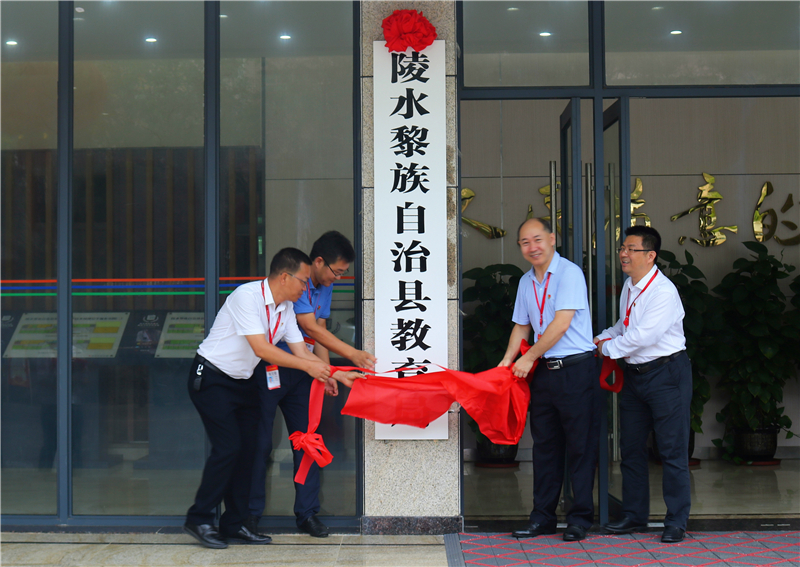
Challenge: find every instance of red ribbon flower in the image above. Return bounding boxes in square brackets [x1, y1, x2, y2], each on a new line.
[382, 9, 437, 53]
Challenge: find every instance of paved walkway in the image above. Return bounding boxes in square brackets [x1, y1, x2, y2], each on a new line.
[445, 531, 800, 566]
[0, 532, 448, 567]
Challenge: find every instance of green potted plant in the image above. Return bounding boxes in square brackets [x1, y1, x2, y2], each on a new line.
[657, 249, 719, 457]
[711, 241, 797, 463]
[462, 263, 524, 465]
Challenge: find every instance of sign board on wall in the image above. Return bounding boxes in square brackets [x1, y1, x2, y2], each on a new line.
[373, 40, 449, 440]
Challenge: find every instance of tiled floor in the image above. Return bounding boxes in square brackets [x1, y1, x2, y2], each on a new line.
[449, 531, 800, 567]
[0, 533, 449, 567]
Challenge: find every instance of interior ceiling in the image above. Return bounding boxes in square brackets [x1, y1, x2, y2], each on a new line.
[0, 1, 353, 62]
[1, 1, 798, 63]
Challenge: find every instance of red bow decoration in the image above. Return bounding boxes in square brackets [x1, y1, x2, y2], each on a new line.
[600, 357, 624, 393]
[289, 379, 333, 484]
[382, 9, 437, 53]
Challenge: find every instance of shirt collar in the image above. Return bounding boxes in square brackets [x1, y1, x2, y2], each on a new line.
[530, 251, 561, 284]
[631, 264, 659, 290]
[262, 279, 288, 313]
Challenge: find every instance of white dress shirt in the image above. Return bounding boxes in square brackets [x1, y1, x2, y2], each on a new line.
[596, 265, 686, 364]
[197, 279, 304, 379]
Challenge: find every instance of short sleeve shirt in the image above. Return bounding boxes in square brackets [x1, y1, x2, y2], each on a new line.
[277, 277, 333, 354]
[512, 252, 595, 358]
[197, 279, 303, 379]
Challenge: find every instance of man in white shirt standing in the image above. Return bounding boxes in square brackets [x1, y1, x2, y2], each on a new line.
[184, 248, 339, 549]
[595, 226, 692, 544]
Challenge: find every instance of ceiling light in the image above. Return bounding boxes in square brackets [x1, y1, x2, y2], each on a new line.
[280, 35, 291, 39]
[5, 40, 18, 46]
[539, 32, 552, 37]
[507, 7, 519, 11]
[220, 14, 228, 18]
[75, 6, 85, 12]
[670, 30, 682, 35]
[145, 37, 157, 43]
[651, 6, 664, 10]
[74, 17, 85, 21]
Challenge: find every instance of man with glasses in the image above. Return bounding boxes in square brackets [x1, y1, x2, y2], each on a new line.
[246, 231, 376, 538]
[184, 248, 339, 549]
[595, 226, 692, 543]
[503, 218, 601, 542]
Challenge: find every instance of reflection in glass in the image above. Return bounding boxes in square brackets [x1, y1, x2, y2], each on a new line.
[463, 1, 589, 87]
[71, 1, 205, 515]
[606, 1, 800, 85]
[1, 0, 59, 515]
[220, 1, 356, 519]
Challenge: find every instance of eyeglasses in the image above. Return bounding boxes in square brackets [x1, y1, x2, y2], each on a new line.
[617, 247, 654, 254]
[284, 272, 309, 287]
[325, 263, 349, 278]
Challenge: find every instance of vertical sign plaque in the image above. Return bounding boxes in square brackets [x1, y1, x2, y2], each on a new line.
[373, 40, 448, 440]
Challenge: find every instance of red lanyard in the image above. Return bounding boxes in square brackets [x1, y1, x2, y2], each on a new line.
[261, 281, 281, 344]
[623, 270, 658, 328]
[533, 273, 552, 329]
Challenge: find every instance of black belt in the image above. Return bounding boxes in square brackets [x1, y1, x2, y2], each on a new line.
[542, 350, 595, 371]
[194, 354, 225, 376]
[623, 351, 684, 375]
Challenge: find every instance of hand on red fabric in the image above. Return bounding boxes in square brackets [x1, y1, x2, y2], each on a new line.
[324, 377, 338, 397]
[596, 339, 609, 359]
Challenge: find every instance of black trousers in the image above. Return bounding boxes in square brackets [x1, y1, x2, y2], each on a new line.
[620, 351, 692, 529]
[185, 358, 260, 533]
[529, 355, 601, 529]
[248, 363, 320, 527]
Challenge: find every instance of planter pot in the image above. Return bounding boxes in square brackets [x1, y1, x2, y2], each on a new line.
[733, 428, 778, 462]
[475, 437, 518, 466]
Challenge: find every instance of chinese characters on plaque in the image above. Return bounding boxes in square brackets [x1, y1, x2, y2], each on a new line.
[374, 41, 448, 439]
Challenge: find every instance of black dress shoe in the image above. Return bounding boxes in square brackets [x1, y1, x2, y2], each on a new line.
[563, 524, 588, 542]
[243, 515, 260, 535]
[661, 525, 686, 543]
[223, 525, 272, 545]
[602, 517, 649, 534]
[183, 522, 228, 549]
[511, 522, 557, 538]
[299, 515, 329, 538]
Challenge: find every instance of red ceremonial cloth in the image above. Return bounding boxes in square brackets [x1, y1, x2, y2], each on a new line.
[289, 379, 333, 485]
[291, 343, 624, 483]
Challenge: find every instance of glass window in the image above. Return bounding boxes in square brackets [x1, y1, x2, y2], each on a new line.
[1, 0, 59, 515]
[463, 1, 590, 87]
[220, 2, 356, 519]
[71, 1, 205, 515]
[606, 1, 800, 85]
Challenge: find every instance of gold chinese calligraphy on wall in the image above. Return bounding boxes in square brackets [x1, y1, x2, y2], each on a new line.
[670, 173, 738, 247]
[460, 188, 506, 239]
[753, 181, 799, 246]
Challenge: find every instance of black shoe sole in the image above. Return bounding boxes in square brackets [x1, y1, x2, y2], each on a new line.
[183, 526, 228, 549]
[602, 526, 649, 535]
[226, 537, 272, 545]
[511, 530, 557, 539]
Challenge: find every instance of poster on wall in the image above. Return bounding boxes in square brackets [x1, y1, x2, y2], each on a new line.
[373, 38, 449, 440]
[3, 312, 130, 358]
[155, 312, 205, 358]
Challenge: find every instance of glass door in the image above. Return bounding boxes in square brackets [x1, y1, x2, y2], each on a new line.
[558, 98, 628, 524]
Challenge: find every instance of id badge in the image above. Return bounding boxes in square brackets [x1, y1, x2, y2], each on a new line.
[304, 337, 316, 353]
[266, 365, 281, 390]
[537, 333, 542, 341]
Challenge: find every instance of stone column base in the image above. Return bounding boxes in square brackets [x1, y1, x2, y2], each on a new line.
[361, 516, 463, 535]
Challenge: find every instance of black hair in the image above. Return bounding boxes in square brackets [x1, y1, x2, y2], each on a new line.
[517, 217, 552, 241]
[309, 230, 355, 265]
[625, 225, 661, 258]
[269, 247, 312, 277]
